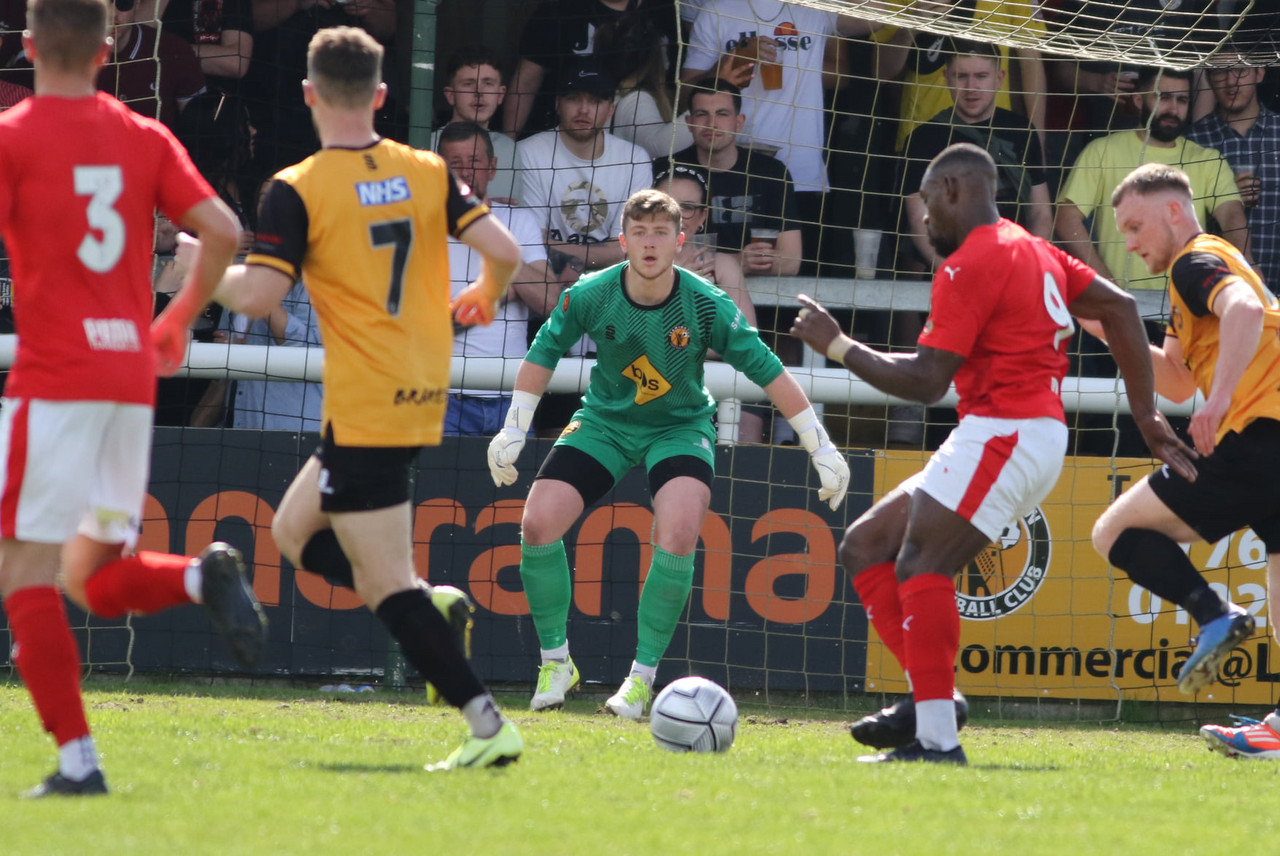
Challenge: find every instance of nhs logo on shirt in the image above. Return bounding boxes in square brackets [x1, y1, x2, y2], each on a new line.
[356, 176, 410, 206]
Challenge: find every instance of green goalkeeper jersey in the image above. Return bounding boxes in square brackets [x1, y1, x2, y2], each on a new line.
[525, 263, 785, 427]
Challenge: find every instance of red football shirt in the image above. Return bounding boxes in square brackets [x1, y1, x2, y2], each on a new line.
[919, 218, 1097, 422]
[0, 92, 214, 404]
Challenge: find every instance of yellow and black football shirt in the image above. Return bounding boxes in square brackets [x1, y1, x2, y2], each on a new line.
[248, 139, 488, 447]
[1166, 232, 1280, 441]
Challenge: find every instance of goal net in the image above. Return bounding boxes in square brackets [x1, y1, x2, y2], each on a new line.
[1, 0, 1275, 722]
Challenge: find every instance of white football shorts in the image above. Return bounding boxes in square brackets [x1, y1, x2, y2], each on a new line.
[900, 414, 1067, 541]
[0, 398, 153, 546]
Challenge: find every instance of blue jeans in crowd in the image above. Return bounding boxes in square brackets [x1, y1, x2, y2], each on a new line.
[443, 394, 512, 437]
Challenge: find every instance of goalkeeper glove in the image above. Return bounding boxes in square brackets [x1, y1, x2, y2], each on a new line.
[487, 390, 539, 487]
[787, 406, 850, 510]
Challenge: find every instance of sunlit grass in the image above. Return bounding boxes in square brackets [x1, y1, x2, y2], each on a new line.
[0, 679, 1274, 856]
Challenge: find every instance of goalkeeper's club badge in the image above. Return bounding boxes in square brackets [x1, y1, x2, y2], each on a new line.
[560, 419, 582, 438]
[955, 507, 1051, 620]
[667, 325, 691, 349]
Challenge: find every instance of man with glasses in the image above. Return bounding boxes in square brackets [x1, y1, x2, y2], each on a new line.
[1190, 55, 1280, 287]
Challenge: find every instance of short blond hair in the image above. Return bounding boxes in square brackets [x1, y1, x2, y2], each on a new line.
[307, 26, 384, 109]
[622, 188, 681, 230]
[27, 0, 107, 72]
[1111, 163, 1193, 208]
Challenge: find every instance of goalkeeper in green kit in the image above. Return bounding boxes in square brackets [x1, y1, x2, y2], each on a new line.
[487, 188, 849, 719]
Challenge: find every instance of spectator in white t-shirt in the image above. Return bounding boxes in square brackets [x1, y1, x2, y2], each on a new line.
[515, 57, 654, 276]
[680, 1, 878, 274]
[438, 122, 558, 435]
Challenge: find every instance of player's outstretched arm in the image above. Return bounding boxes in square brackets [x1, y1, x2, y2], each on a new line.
[452, 214, 522, 327]
[210, 261, 296, 320]
[151, 197, 241, 376]
[1069, 276, 1199, 479]
[765, 371, 849, 510]
[488, 361, 554, 488]
[790, 294, 960, 404]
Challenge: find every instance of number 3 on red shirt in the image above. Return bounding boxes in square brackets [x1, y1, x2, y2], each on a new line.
[74, 165, 125, 274]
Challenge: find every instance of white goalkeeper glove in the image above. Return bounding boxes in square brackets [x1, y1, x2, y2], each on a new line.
[787, 406, 849, 510]
[487, 390, 539, 487]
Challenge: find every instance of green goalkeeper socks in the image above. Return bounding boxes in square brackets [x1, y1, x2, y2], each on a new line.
[520, 539, 572, 650]
[636, 546, 695, 668]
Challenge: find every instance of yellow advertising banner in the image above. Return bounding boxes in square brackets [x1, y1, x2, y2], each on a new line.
[864, 452, 1278, 706]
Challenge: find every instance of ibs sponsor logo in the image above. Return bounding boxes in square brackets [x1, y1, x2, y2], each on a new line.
[624, 354, 672, 405]
[955, 506, 1051, 620]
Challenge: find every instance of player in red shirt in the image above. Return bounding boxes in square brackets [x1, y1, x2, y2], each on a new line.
[0, 0, 256, 798]
[792, 143, 1196, 763]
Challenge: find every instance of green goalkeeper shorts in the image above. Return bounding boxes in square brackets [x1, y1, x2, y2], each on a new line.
[552, 408, 717, 483]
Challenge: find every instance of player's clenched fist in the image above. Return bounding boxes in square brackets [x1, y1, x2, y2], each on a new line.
[150, 314, 190, 377]
[487, 427, 526, 486]
[811, 447, 850, 510]
[451, 279, 500, 327]
[487, 391, 540, 487]
[787, 405, 849, 510]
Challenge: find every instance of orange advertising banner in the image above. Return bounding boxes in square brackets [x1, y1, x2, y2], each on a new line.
[864, 452, 1278, 706]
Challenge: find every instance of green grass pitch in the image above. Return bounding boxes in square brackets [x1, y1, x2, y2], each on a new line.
[1, 679, 1277, 856]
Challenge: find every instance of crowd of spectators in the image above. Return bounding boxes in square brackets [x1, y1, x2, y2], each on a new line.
[0, 0, 1276, 448]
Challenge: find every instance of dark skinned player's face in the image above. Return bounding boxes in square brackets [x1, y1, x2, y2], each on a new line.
[919, 171, 960, 260]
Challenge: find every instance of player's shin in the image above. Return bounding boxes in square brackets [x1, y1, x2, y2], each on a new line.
[1108, 528, 1227, 624]
[374, 587, 487, 709]
[83, 552, 194, 618]
[520, 539, 573, 650]
[853, 562, 907, 666]
[7, 587, 93, 747]
[900, 573, 962, 751]
[636, 546, 695, 667]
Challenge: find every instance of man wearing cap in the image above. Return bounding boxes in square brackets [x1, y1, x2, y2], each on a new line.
[515, 56, 654, 278]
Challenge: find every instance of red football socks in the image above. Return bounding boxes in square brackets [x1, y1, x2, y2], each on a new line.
[6, 586, 91, 745]
[852, 561, 907, 666]
[84, 551, 193, 618]
[900, 573, 961, 702]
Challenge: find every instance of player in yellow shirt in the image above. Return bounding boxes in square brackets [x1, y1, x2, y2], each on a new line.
[1091, 164, 1279, 718]
[212, 26, 525, 770]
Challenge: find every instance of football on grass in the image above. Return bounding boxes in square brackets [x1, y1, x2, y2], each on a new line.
[649, 676, 737, 753]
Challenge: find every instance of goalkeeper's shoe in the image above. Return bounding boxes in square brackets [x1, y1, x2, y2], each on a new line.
[23, 769, 108, 799]
[425, 584, 476, 706]
[1200, 713, 1280, 760]
[604, 674, 652, 721]
[530, 658, 580, 711]
[200, 542, 268, 669]
[426, 721, 523, 771]
[850, 689, 969, 749]
[1178, 603, 1254, 694]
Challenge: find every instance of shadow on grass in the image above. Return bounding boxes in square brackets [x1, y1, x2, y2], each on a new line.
[966, 762, 1061, 772]
[315, 762, 424, 775]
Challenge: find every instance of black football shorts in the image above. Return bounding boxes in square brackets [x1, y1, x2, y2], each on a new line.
[1148, 417, 1280, 550]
